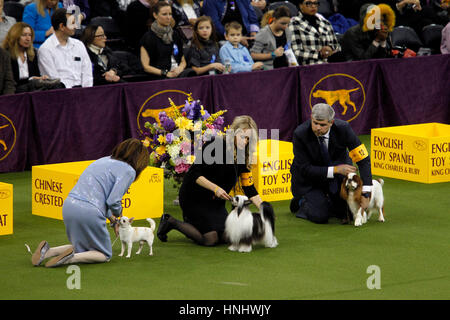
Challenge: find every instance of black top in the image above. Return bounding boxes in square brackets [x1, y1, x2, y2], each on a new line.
[188, 39, 221, 69]
[179, 137, 258, 233]
[125, 0, 152, 53]
[140, 29, 185, 80]
[10, 51, 40, 86]
[273, 33, 288, 69]
[85, 46, 123, 86]
[222, 0, 246, 34]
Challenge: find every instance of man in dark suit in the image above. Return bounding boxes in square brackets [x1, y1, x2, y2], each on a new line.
[290, 103, 372, 224]
[0, 47, 15, 95]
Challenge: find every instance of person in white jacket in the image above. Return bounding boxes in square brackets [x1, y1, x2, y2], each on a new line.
[38, 8, 92, 88]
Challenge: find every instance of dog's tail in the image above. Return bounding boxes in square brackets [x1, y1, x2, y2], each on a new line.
[260, 201, 275, 233]
[376, 178, 384, 187]
[146, 218, 156, 232]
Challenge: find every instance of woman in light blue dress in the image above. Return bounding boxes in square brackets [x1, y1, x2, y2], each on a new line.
[31, 138, 149, 267]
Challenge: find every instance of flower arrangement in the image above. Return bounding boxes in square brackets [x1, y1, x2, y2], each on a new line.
[142, 95, 227, 187]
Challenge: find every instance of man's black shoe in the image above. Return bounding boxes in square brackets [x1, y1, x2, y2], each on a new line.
[157, 213, 172, 242]
[290, 198, 300, 214]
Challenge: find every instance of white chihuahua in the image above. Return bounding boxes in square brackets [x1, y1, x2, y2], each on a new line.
[118, 216, 156, 258]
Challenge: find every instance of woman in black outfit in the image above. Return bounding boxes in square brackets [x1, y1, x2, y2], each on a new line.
[157, 115, 263, 246]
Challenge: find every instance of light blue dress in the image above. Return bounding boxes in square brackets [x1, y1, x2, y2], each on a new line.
[62, 156, 136, 259]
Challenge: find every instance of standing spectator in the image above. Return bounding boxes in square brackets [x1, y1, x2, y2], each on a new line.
[0, 0, 17, 44]
[140, 2, 194, 80]
[341, 3, 395, 61]
[125, 0, 158, 54]
[250, 5, 293, 70]
[0, 46, 15, 95]
[288, 0, 341, 65]
[188, 15, 225, 75]
[22, 0, 63, 49]
[203, 0, 260, 44]
[219, 21, 264, 73]
[38, 8, 93, 88]
[81, 24, 123, 85]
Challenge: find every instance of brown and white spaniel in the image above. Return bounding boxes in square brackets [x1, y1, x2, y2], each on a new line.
[340, 173, 386, 227]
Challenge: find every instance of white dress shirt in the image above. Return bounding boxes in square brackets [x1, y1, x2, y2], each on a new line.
[17, 52, 29, 80]
[38, 34, 93, 88]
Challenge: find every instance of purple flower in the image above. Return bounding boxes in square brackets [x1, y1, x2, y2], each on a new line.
[166, 133, 174, 144]
[159, 112, 175, 131]
[213, 116, 224, 129]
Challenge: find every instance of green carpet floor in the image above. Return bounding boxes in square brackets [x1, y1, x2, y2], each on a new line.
[0, 136, 449, 300]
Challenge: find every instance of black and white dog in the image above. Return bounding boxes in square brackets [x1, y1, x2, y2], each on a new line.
[224, 195, 278, 253]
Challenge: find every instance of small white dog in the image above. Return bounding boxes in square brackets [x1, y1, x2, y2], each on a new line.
[118, 216, 155, 258]
[224, 195, 278, 253]
[340, 172, 386, 227]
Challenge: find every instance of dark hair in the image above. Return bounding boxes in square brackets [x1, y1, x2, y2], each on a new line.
[80, 24, 101, 46]
[224, 21, 242, 35]
[51, 8, 68, 31]
[191, 16, 218, 50]
[273, 6, 292, 19]
[111, 138, 149, 181]
[153, 1, 171, 15]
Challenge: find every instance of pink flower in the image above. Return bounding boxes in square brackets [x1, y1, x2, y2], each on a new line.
[175, 162, 191, 174]
[206, 123, 214, 130]
[180, 141, 191, 155]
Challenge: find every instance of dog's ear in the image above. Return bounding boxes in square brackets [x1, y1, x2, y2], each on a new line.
[243, 200, 252, 206]
[340, 177, 348, 200]
[129, 217, 135, 224]
[353, 176, 362, 202]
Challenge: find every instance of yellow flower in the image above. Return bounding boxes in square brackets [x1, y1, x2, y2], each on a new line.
[186, 155, 196, 164]
[142, 137, 151, 147]
[155, 145, 166, 156]
[157, 135, 166, 144]
[175, 117, 194, 131]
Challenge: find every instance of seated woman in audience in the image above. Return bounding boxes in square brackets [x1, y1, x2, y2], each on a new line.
[188, 15, 225, 75]
[250, 6, 292, 70]
[22, 0, 63, 49]
[81, 24, 123, 86]
[2, 22, 60, 92]
[140, 1, 195, 80]
[172, 0, 202, 27]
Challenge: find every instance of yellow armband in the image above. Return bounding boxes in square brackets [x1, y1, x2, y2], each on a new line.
[240, 172, 254, 187]
[349, 144, 369, 162]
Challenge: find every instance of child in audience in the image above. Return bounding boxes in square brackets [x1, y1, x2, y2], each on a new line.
[189, 16, 225, 75]
[219, 21, 263, 73]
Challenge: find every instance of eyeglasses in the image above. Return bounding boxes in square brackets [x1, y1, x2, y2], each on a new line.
[304, 1, 320, 7]
[94, 34, 106, 38]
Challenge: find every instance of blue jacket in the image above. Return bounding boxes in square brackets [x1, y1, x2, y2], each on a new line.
[22, 2, 64, 49]
[202, 0, 259, 37]
[219, 41, 254, 73]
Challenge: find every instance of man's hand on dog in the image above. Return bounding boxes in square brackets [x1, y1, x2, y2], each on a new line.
[334, 164, 356, 176]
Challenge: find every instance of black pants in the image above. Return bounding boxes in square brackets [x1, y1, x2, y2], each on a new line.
[295, 188, 348, 224]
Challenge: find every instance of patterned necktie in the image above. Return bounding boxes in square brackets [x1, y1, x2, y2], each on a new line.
[318, 136, 338, 194]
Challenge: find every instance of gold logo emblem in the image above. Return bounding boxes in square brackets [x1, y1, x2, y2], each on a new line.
[413, 140, 427, 151]
[137, 89, 192, 133]
[0, 113, 17, 161]
[0, 189, 11, 199]
[309, 73, 366, 122]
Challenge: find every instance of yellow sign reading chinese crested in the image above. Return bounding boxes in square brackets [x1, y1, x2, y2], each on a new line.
[233, 140, 294, 202]
[371, 123, 450, 183]
[0, 182, 13, 235]
[32, 161, 164, 220]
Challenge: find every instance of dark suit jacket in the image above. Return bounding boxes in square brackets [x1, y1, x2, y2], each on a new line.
[0, 48, 15, 95]
[10, 53, 41, 87]
[86, 46, 122, 86]
[290, 119, 372, 199]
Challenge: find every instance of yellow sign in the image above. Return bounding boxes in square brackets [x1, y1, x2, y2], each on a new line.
[371, 123, 450, 183]
[0, 182, 13, 235]
[32, 161, 164, 220]
[233, 140, 294, 202]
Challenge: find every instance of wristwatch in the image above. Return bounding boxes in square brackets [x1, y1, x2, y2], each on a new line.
[161, 69, 168, 77]
[362, 192, 371, 199]
[271, 51, 276, 59]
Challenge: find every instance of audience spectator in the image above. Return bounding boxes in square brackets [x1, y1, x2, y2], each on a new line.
[203, 0, 260, 44]
[62, 0, 89, 24]
[172, 0, 202, 26]
[341, 3, 395, 61]
[442, 21, 450, 52]
[22, 0, 63, 49]
[219, 21, 264, 73]
[125, 0, 158, 54]
[251, 0, 267, 11]
[140, 1, 194, 80]
[288, 0, 341, 65]
[0, 46, 15, 95]
[117, 0, 137, 12]
[250, 5, 292, 70]
[188, 15, 225, 75]
[38, 8, 93, 88]
[0, 0, 17, 44]
[81, 24, 124, 85]
[2, 22, 63, 92]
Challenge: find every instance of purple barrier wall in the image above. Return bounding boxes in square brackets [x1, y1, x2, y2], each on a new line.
[0, 55, 449, 173]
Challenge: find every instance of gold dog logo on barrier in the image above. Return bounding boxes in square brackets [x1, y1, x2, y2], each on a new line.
[309, 74, 366, 122]
[137, 89, 192, 133]
[0, 113, 17, 161]
[0, 189, 11, 199]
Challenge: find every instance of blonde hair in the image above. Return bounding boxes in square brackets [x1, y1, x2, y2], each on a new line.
[2, 22, 36, 61]
[36, 0, 58, 18]
[227, 115, 258, 170]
